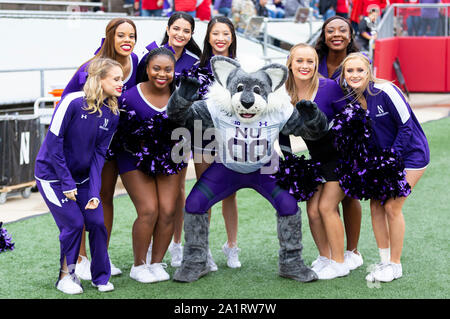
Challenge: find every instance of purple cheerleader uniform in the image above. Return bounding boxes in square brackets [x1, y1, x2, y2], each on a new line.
[314, 78, 347, 122]
[116, 83, 167, 175]
[303, 78, 347, 181]
[279, 78, 347, 182]
[35, 91, 119, 286]
[61, 53, 138, 162]
[137, 42, 199, 82]
[61, 53, 139, 98]
[304, 78, 346, 155]
[364, 82, 430, 169]
[318, 55, 342, 81]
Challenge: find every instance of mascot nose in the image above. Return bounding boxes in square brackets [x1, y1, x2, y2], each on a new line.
[241, 100, 254, 109]
[240, 92, 255, 109]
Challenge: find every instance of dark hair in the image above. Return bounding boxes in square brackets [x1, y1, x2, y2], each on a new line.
[140, 47, 176, 93]
[199, 16, 237, 68]
[160, 12, 202, 59]
[314, 16, 359, 62]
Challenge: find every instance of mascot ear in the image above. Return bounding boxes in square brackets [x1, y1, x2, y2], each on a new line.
[211, 56, 241, 87]
[260, 64, 288, 92]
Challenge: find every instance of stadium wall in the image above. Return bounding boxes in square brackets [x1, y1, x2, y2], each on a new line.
[373, 36, 450, 93]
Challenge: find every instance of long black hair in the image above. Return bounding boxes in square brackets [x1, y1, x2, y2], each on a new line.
[199, 16, 237, 69]
[140, 47, 177, 93]
[160, 12, 202, 59]
[315, 16, 360, 61]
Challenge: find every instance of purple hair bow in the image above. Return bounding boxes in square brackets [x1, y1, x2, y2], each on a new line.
[94, 37, 105, 55]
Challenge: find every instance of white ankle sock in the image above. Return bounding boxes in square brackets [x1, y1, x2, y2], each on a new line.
[379, 248, 390, 263]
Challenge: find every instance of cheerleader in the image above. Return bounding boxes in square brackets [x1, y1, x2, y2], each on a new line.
[314, 16, 363, 268]
[284, 43, 360, 279]
[35, 58, 123, 294]
[138, 12, 202, 268]
[61, 18, 139, 280]
[340, 53, 430, 282]
[116, 48, 183, 283]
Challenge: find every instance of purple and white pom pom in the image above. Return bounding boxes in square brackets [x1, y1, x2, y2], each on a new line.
[0, 222, 15, 253]
[176, 66, 215, 99]
[274, 154, 322, 202]
[122, 112, 187, 176]
[332, 104, 411, 203]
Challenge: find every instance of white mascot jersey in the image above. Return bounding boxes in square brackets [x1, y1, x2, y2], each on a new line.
[206, 99, 294, 174]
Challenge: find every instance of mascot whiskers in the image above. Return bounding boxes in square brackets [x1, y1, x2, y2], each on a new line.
[167, 56, 327, 283]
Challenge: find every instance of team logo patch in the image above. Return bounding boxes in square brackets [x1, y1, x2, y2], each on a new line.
[99, 118, 109, 131]
[376, 105, 389, 117]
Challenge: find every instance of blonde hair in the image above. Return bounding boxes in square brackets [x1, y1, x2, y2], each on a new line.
[285, 43, 320, 105]
[340, 52, 397, 105]
[83, 58, 123, 117]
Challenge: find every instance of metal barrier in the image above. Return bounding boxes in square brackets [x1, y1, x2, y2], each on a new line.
[0, 66, 76, 105]
[0, 66, 67, 138]
[0, 9, 126, 18]
[33, 96, 59, 125]
[243, 8, 317, 63]
[0, 0, 103, 10]
[33, 96, 60, 142]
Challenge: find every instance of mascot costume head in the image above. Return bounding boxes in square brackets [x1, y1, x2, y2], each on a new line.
[167, 56, 328, 283]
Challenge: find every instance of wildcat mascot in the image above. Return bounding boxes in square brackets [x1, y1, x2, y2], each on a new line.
[167, 56, 327, 283]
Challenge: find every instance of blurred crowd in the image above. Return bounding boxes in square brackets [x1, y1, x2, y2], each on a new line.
[124, 0, 449, 38]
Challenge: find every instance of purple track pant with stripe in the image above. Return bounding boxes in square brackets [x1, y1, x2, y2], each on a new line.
[185, 162, 299, 216]
[36, 180, 111, 286]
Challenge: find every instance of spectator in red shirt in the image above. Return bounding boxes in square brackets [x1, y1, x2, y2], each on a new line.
[351, 0, 386, 24]
[135, 0, 164, 16]
[350, 0, 386, 34]
[350, 0, 363, 33]
[196, 0, 212, 21]
[336, 0, 349, 18]
[173, 0, 197, 17]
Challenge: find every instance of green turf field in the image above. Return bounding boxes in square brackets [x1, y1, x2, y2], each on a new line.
[0, 117, 448, 300]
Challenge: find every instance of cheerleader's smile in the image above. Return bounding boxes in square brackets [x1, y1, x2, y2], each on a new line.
[155, 78, 169, 85]
[173, 37, 186, 44]
[299, 69, 311, 76]
[120, 44, 132, 52]
[331, 39, 344, 46]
